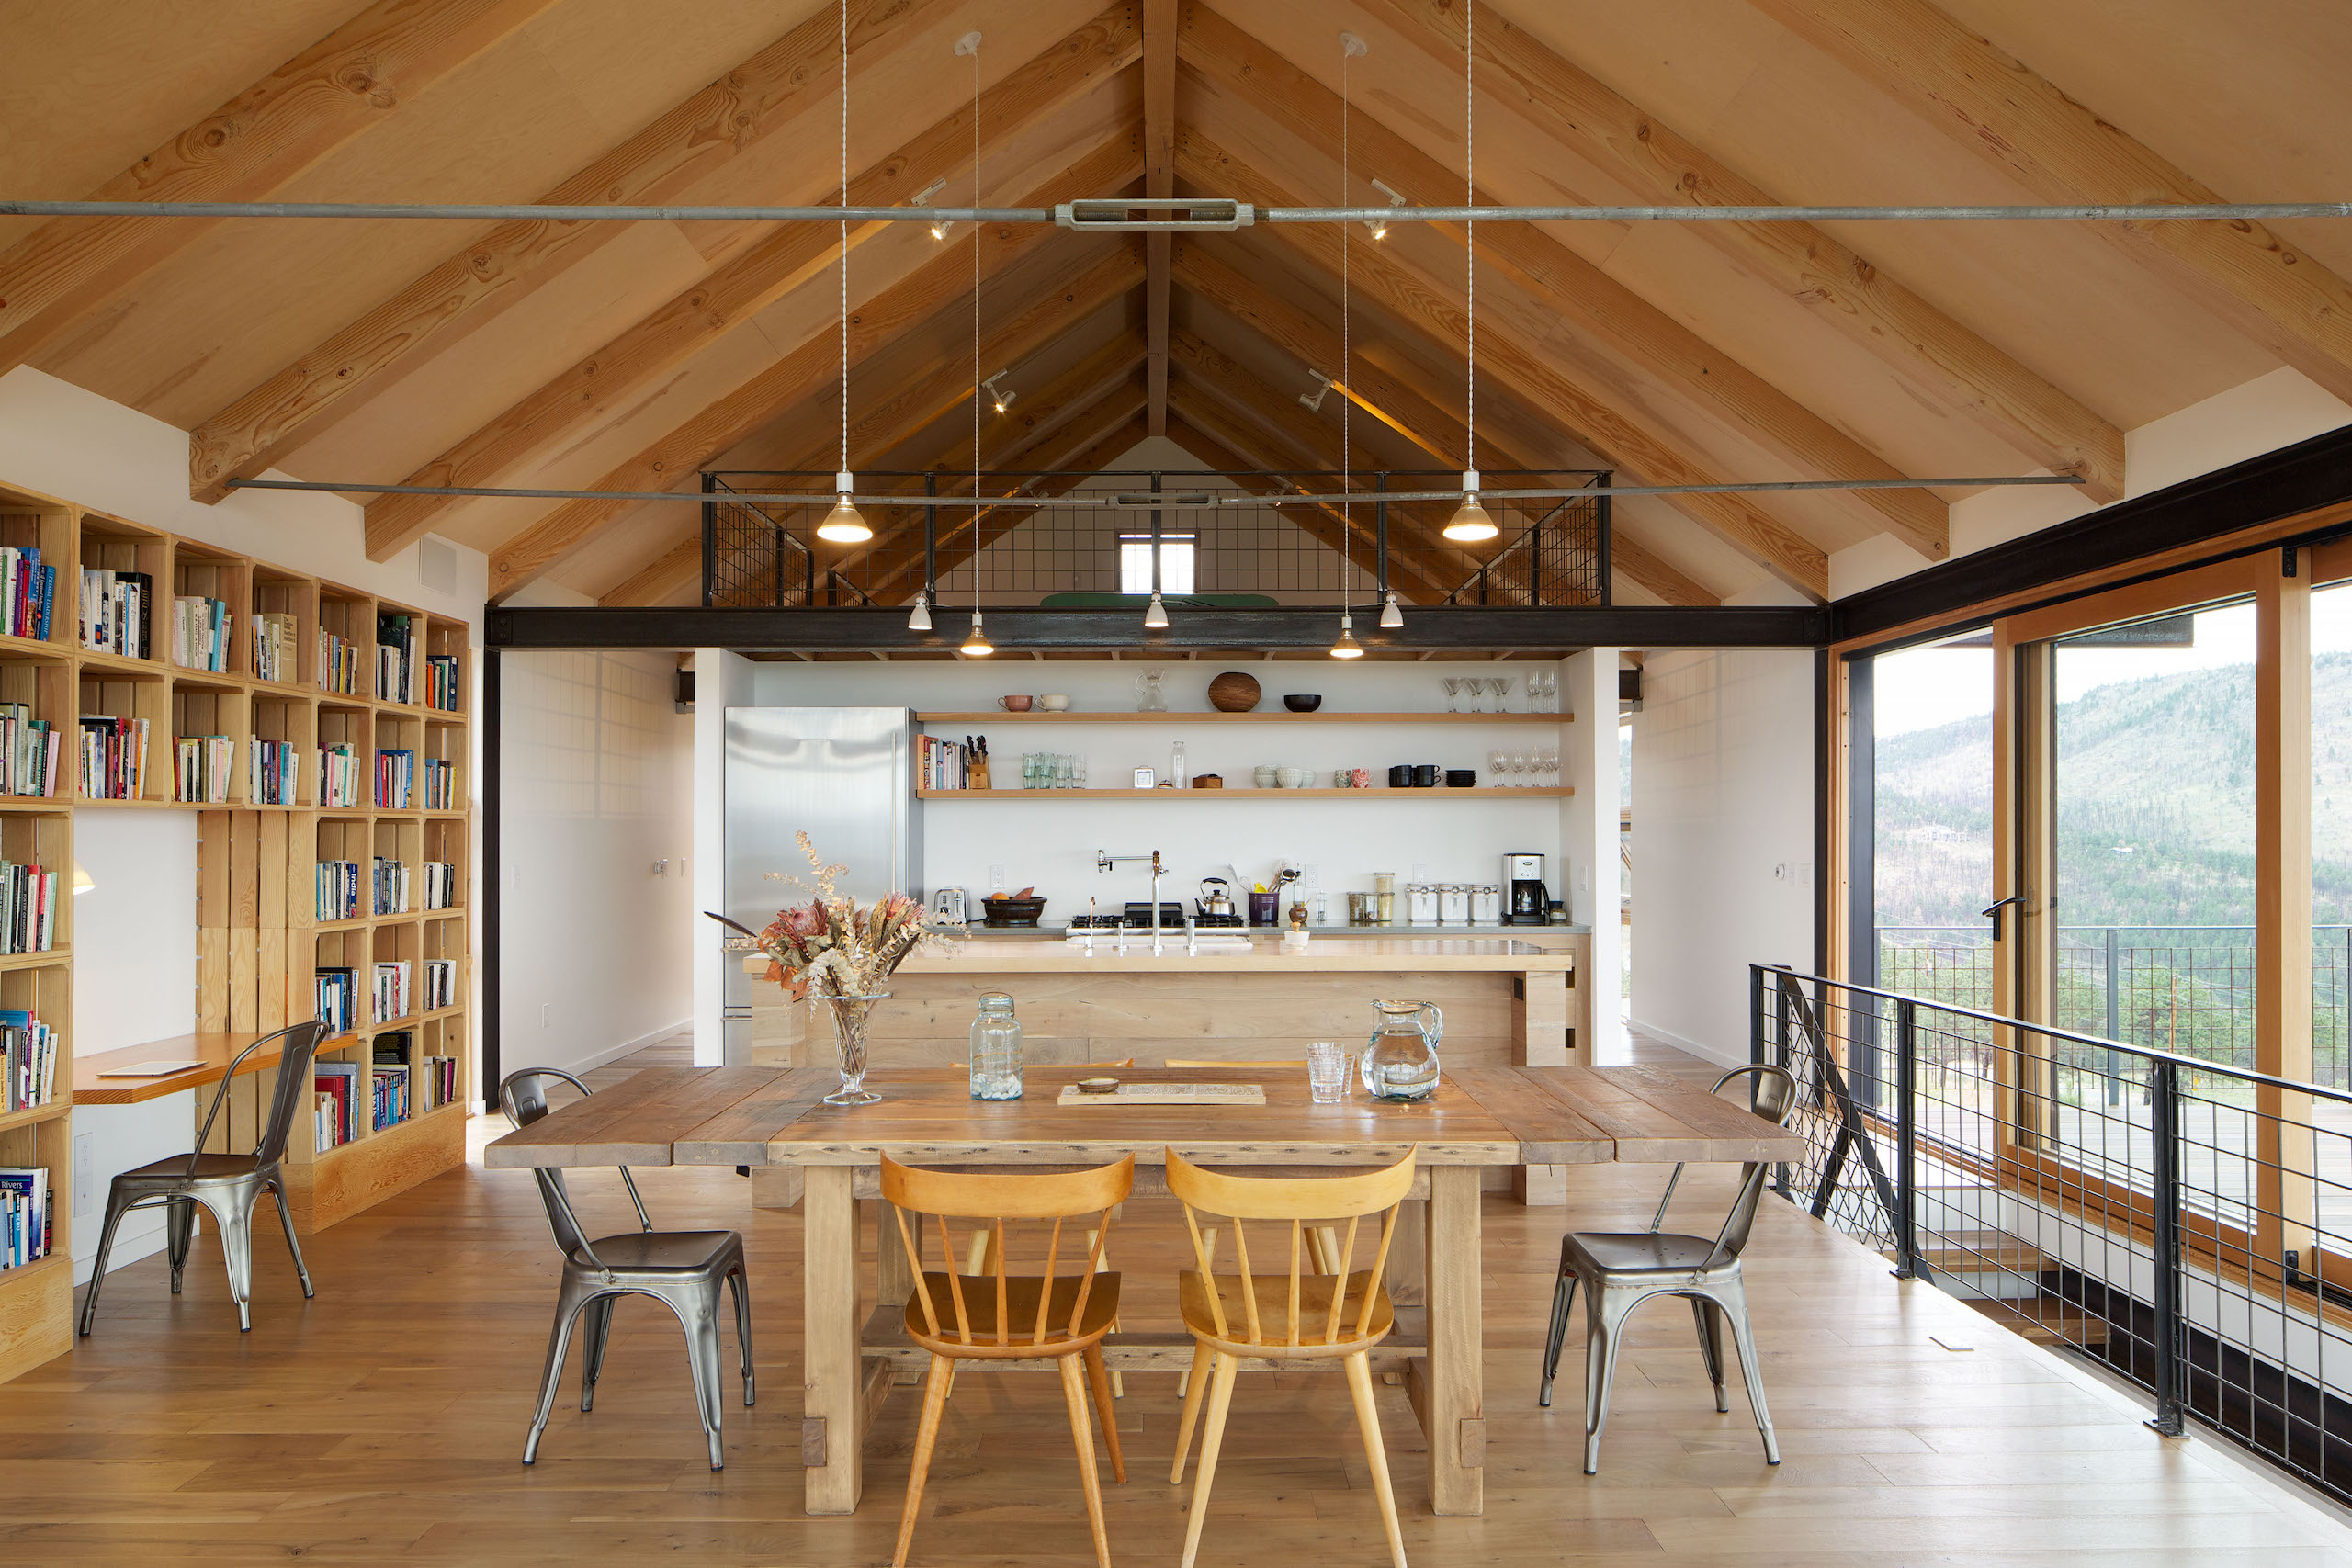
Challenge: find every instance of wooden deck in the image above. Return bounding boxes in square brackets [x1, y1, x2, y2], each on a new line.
[1, 1026, 2345, 1564]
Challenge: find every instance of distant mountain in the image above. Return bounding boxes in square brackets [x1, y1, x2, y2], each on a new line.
[1874, 652, 2352, 930]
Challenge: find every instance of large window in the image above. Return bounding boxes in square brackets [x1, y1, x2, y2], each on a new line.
[1866, 634, 1996, 1009]
[1119, 534, 1194, 594]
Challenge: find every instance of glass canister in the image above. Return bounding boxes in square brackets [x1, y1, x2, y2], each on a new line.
[1470, 885, 1502, 924]
[1440, 884, 1471, 924]
[968, 991, 1024, 1100]
[1408, 884, 1440, 925]
[1373, 871, 1396, 925]
[1360, 998, 1443, 1101]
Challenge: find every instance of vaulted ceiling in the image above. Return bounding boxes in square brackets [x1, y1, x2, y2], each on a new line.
[5, 0, 2350, 610]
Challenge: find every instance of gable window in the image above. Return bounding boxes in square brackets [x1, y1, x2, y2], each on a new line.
[1120, 534, 1195, 595]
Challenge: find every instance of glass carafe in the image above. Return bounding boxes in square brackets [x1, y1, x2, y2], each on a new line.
[1360, 998, 1442, 1101]
[968, 991, 1024, 1100]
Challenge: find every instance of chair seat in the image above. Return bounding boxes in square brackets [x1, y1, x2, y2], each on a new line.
[901, 1270, 1123, 1357]
[116, 1152, 268, 1186]
[567, 1230, 742, 1275]
[1566, 1230, 1737, 1280]
[1178, 1269, 1392, 1358]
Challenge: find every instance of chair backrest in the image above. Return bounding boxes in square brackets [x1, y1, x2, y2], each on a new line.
[1164, 1147, 1418, 1349]
[190, 1020, 329, 1175]
[880, 1154, 1136, 1348]
[499, 1067, 652, 1265]
[1647, 1065, 1798, 1267]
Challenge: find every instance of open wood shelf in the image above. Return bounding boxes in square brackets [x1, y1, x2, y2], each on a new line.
[0, 473, 475, 1385]
[917, 786, 1575, 800]
[916, 710, 1573, 725]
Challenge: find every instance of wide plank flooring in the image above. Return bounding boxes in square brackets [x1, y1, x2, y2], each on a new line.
[5, 1029, 2346, 1565]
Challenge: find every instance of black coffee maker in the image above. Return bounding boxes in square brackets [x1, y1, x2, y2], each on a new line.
[1503, 852, 1552, 925]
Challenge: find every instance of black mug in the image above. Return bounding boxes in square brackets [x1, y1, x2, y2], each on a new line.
[1387, 764, 1412, 788]
[1411, 763, 1440, 788]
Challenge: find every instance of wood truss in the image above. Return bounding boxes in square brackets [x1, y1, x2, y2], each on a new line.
[6, 0, 2340, 611]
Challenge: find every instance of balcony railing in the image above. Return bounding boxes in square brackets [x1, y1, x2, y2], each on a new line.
[1756, 963, 2352, 1504]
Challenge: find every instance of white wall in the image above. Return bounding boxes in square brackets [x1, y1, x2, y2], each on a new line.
[1630, 649, 1815, 1065]
[734, 659, 1580, 919]
[499, 649, 695, 1076]
[1561, 649, 1623, 1055]
[692, 649, 756, 1066]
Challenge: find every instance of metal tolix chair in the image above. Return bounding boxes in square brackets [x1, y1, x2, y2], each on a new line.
[501, 1067, 753, 1472]
[1537, 1064, 1798, 1474]
[79, 1019, 329, 1336]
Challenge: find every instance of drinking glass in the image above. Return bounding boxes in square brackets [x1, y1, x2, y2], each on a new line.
[1442, 677, 1461, 712]
[1467, 679, 1487, 714]
[1492, 676, 1515, 712]
[1511, 750, 1532, 782]
[1489, 749, 1508, 784]
[1055, 753, 1074, 788]
[1021, 752, 1038, 789]
[1306, 1041, 1349, 1103]
[1075, 757, 1089, 788]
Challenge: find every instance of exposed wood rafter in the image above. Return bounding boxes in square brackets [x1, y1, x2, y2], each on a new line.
[1362, 0, 2124, 501]
[185, 0, 967, 503]
[1142, 0, 1177, 436]
[364, 6, 1146, 558]
[0, 0, 561, 378]
[1181, 3, 1945, 566]
[1754, 0, 2352, 405]
[1176, 124, 1829, 599]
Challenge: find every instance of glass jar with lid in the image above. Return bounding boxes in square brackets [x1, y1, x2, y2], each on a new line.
[1470, 885, 1502, 924]
[968, 991, 1024, 1100]
[1439, 884, 1471, 924]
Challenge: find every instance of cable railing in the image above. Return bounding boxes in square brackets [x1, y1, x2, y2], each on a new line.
[1754, 963, 2352, 1504]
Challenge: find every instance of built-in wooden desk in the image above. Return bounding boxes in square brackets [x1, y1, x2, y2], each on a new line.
[74, 1031, 363, 1105]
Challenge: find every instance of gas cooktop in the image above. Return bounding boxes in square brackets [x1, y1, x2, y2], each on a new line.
[1064, 903, 1248, 931]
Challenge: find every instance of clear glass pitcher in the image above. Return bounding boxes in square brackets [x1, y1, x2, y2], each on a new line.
[1360, 998, 1442, 1101]
[968, 991, 1024, 1100]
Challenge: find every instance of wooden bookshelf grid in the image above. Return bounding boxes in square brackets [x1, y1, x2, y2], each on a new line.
[0, 477, 472, 1382]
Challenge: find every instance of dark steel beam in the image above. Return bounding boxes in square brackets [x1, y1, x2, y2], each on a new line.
[485, 604, 1826, 652]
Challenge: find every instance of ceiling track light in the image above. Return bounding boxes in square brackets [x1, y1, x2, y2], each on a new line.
[817, 468, 873, 543]
[1298, 369, 1334, 413]
[981, 369, 1015, 414]
[1367, 177, 1406, 241]
[1379, 590, 1404, 628]
[1143, 590, 1170, 630]
[1442, 468, 1498, 542]
[961, 610, 993, 657]
[912, 176, 951, 240]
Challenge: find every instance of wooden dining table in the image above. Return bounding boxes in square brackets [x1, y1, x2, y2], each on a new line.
[485, 1061, 1803, 1517]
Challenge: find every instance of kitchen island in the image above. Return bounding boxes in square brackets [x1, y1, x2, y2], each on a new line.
[741, 931, 1589, 1200]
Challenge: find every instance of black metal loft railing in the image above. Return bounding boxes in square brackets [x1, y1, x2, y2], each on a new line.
[1753, 964, 2352, 1503]
[699, 468, 1611, 610]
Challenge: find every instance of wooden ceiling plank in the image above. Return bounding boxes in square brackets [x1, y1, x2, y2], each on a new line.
[599, 535, 703, 607]
[184, 0, 975, 503]
[1171, 239, 1713, 605]
[1360, 0, 2124, 502]
[1181, 4, 1942, 565]
[1142, 0, 1178, 436]
[1753, 0, 2352, 406]
[0, 0, 562, 379]
[481, 208, 1145, 602]
[364, 15, 1147, 559]
[1178, 124, 1827, 600]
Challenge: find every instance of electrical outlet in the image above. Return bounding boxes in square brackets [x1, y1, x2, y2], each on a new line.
[989, 864, 1006, 891]
[74, 1131, 94, 1217]
[540, 1002, 551, 1030]
[1304, 863, 1321, 888]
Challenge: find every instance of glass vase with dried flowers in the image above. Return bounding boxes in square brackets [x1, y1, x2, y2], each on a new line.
[756, 832, 951, 1105]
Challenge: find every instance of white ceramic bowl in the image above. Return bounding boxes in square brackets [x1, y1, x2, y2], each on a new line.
[1277, 766, 1309, 789]
[1253, 766, 1279, 787]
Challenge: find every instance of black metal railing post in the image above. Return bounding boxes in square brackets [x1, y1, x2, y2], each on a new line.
[2146, 1055, 2188, 1438]
[2106, 925, 2123, 1105]
[1749, 963, 1766, 1067]
[923, 471, 937, 610]
[1374, 473, 1388, 602]
[1772, 968, 1793, 1197]
[1890, 998, 1928, 1280]
[700, 472, 718, 607]
[1595, 472, 1611, 606]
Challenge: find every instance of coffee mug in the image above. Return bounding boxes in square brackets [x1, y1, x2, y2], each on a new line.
[999, 695, 1033, 711]
[1038, 694, 1070, 711]
[1387, 764, 1411, 788]
[1411, 764, 1440, 788]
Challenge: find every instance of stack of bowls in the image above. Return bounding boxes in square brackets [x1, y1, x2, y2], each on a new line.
[1276, 766, 1309, 789]
[1252, 765, 1279, 788]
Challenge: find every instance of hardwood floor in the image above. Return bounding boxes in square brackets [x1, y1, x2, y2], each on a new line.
[5, 1029, 2346, 1565]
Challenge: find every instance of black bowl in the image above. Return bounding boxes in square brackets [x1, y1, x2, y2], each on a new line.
[980, 896, 1047, 927]
[1283, 694, 1323, 713]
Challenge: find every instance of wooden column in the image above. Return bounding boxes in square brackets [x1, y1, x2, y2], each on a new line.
[1513, 968, 1571, 1205]
[2256, 552, 2315, 1270]
[1423, 1164, 1485, 1515]
[803, 1165, 864, 1514]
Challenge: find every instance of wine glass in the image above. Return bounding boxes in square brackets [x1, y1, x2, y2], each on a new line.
[1442, 677, 1462, 713]
[1492, 676, 1515, 713]
[1488, 749, 1508, 786]
[1510, 750, 1532, 784]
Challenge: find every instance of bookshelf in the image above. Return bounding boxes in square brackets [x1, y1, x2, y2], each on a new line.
[0, 477, 474, 1383]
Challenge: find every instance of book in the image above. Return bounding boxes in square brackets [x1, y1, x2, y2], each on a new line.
[319, 741, 360, 807]
[317, 628, 362, 695]
[317, 859, 361, 921]
[425, 653, 460, 712]
[316, 967, 356, 1033]
[312, 1061, 358, 1150]
[376, 612, 417, 705]
[372, 855, 409, 916]
[172, 594, 231, 672]
[249, 739, 298, 805]
[254, 611, 298, 682]
[376, 748, 413, 809]
[371, 960, 411, 1023]
[175, 734, 233, 803]
[421, 756, 452, 810]
[0, 544, 55, 642]
[0, 1166, 51, 1268]
[78, 714, 149, 799]
[1, 1011, 57, 1114]
[423, 860, 458, 909]
[422, 958, 457, 1011]
[78, 568, 151, 658]
[0, 700, 59, 797]
[0, 862, 56, 954]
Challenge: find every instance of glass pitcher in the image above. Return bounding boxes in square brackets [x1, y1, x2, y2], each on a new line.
[1360, 998, 1442, 1101]
[968, 991, 1024, 1100]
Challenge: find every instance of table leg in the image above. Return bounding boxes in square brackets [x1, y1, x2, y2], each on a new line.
[1425, 1165, 1486, 1516]
[804, 1165, 863, 1515]
[1515, 971, 1570, 1206]
[875, 1200, 914, 1306]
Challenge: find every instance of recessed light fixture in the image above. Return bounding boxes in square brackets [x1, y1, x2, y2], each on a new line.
[982, 370, 1015, 414]
[961, 610, 993, 657]
[1367, 177, 1406, 241]
[817, 468, 872, 543]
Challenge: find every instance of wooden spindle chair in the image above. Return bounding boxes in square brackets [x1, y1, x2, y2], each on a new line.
[1164, 1146, 1419, 1568]
[880, 1153, 1136, 1568]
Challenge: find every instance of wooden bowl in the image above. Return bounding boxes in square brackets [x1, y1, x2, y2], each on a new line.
[1208, 671, 1262, 713]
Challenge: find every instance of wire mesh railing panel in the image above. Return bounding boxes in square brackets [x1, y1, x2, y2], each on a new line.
[1426, 475, 1607, 607]
[703, 488, 811, 608]
[1758, 963, 2352, 1506]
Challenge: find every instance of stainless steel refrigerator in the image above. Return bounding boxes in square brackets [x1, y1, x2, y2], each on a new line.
[722, 707, 922, 1065]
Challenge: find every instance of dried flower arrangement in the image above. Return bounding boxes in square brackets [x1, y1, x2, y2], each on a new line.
[757, 831, 951, 1001]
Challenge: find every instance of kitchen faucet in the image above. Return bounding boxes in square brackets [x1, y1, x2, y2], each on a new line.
[1097, 849, 1168, 954]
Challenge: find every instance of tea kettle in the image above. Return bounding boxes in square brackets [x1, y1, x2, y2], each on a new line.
[1198, 876, 1234, 918]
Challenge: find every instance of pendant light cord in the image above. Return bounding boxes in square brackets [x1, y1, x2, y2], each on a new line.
[1340, 38, 1351, 615]
[971, 37, 982, 624]
[839, 0, 850, 480]
[1464, 0, 1475, 477]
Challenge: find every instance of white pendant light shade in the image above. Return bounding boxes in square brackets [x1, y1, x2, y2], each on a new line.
[817, 470, 872, 543]
[1143, 591, 1169, 630]
[961, 611, 993, 657]
[1442, 468, 1498, 543]
[1379, 591, 1403, 629]
[1329, 611, 1365, 660]
[906, 592, 932, 631]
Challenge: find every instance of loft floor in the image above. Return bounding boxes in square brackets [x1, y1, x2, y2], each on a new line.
[4, 1032, 2346, 1565]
